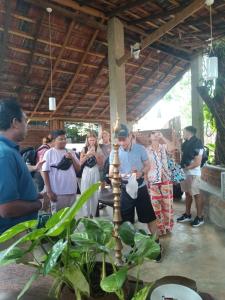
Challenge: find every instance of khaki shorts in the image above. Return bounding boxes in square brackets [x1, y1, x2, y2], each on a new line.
[180, 175, 201, 196]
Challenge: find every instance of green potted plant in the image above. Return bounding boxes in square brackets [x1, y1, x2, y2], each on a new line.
[0, 183, 160, 300]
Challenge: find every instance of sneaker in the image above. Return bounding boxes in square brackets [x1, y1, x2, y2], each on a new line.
[191, 216, 204, 227]
[177, 213, 192, 223]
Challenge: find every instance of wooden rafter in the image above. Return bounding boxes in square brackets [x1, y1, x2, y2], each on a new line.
[127, 56, 169, 104]
[0, 0, 12, 73]
[0, 27, 106, 59]
[99, 55, 169, 117]
[18, 12, 45, 97]
[29, 20, 75, 118]
[29, 116, 109, 122]
[49, 23, 103, 118]
[117, 0, 205, 66]
[86, 84, 109, 116]
[25, 0, 106, 31]
[69, 57, 108, 114]
[106, 0, 151, 17]
[51, 0, 106, 19]
[97, 49, 156, 117]
[132, 64, 189, 120]
[128, 60, 180, 115]
[128, 2, 190, 25]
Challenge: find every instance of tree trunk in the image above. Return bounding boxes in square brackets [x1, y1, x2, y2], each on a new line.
[197, 86, 225, 165]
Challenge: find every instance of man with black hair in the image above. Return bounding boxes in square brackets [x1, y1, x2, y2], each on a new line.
[0, 98, 44, 234]
[42, 130, 80, 213]
[177, 126, 204, 227]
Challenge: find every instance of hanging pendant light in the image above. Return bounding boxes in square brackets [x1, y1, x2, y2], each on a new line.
[47, 7, 56, 110]
[205, 0, 218, 81]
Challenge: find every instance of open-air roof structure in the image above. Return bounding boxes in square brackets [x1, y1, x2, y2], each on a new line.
[0, 0, 225, 124]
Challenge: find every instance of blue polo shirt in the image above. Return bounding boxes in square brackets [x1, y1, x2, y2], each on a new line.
[109, 143, 148, 187]
[0, 135, 38, 234]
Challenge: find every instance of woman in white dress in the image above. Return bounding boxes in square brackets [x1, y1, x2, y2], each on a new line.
[80, 132, 103, 217]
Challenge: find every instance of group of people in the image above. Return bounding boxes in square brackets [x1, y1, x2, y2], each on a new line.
[0, 97, 205, 263]
[30, 129, 111, 217]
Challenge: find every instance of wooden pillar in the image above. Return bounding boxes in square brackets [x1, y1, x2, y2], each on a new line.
[107, 17, 127, 139]
[49, 119, 65, 131]
[191, 53, 204, 143]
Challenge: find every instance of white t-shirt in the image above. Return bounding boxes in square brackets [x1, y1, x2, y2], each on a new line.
[184, 149, 204, 176]
[42, 148, 78, 195]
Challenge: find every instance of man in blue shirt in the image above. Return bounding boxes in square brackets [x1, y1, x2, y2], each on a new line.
[0, 98, 43, 234]
[109, 124, 162, 261]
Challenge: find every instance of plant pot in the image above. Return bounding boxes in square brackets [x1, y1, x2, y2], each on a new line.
[148, 276, 201, 300]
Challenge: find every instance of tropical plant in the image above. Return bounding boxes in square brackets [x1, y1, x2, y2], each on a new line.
[198, 39, 225, 165]
[0, 183, 159, 300]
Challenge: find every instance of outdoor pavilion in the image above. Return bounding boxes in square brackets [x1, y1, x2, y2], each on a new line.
[0, 1, 225, 299]
[1, 0, 225, 141]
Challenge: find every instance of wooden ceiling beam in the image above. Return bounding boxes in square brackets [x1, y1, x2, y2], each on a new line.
[0, 27, 105, 59]
[18, 12, 45, 97]
[106, 0, 151, 18]
[128, 60, 180, 115]
[7, 46, 99, 69]
[99, 54, 169, 116]
[25, 0, 107, 31]
[50, 0, 106, 19]
[117, 0, 205, 66]
[28, 115, 108, 122]
[128, 2, 190, 25]
[97, 48, 155, 116]
[132, 65, 189, 120]
[30, 20, 75, 118]
[123, 23, 191, 55]
[86, 84, 109, 116]
[70, 57, 107, 114]
[49, 24, 103, 118]
[0, 0, 12, 73]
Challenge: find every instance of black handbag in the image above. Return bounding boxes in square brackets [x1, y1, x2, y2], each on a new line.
[76, 156, 97, 178]
[85, 156, 97, 168]
[51, 156, 73, 170]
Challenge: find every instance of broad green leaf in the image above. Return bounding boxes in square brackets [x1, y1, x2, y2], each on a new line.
[119, 222, 136, 246]
[48, 278, 64, 299]
[80, 218, 111, 245]
[45, 207, 69, 229]
[43, 239, 67, 275]
[134, 233, 160, 260]
[22, 228, 47, 242]
[71, 232, 109, 254]
[0, 220, 37, 243]
[17, 272, 39, 299]
[0, 247, 24, 266]
[0, 229, 48, 266]
[131, 284, 152, 300]
[63, 265, 90, 297]
[46, 183, 100, 237]
[100, 267, 128, 293]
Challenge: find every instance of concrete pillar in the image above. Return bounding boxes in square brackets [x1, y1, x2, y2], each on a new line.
[107, 17, 127, 140]
[191, 53, 204, 142]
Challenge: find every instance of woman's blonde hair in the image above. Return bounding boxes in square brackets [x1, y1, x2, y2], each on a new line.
[85, 131, 98, 150]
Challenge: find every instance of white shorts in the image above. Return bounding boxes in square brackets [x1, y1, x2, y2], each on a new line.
[180, 175, 201, 196]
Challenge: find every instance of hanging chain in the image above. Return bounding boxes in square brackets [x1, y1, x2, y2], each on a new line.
[209, 4, 213, 52]
[48, 11, 53, 96]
